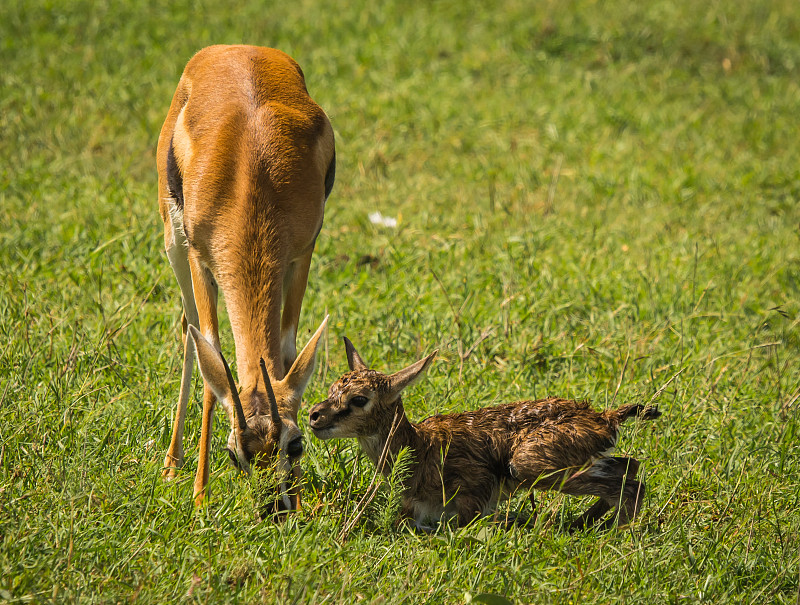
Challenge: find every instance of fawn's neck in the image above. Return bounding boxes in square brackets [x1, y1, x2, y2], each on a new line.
[357, 402, 419, 474]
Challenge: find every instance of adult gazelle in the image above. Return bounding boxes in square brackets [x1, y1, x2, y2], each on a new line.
[156, 45, 334, 515]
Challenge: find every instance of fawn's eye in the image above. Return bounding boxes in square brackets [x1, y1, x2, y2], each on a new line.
[349, 395, 369, 408]
[287, 436, 304, 458]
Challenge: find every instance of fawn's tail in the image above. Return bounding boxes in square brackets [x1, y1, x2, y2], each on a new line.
[612, 404, 662, 424]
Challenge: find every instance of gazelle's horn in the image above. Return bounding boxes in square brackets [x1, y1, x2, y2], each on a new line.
[220, 351, 248, 432]
[260, 358, 281, 435]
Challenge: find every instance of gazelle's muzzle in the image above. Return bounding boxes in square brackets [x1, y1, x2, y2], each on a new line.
[258, 463, 303, 521]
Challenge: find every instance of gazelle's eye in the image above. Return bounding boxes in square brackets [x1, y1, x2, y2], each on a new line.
[350, 395, 369, 408]
[287, 436, 303, 458]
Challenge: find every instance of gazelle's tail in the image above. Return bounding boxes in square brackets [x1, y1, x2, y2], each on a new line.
[610, 404, 661, 425]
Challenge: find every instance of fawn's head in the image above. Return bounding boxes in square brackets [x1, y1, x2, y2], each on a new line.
[188, 318, 326, 517]
[308, 337, 437, 440]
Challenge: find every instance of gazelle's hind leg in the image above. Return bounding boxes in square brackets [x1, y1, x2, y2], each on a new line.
[187, 253, 221, 506]
[561, 457, 644, 530]
[570, 499, 611, 530]
[162, 208, 200, 479]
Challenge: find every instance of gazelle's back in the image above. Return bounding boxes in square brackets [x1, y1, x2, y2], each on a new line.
[175, 46, 333, 223]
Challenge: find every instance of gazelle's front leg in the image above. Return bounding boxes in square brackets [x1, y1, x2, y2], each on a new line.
[162, 214, 200, 479]
[188, 254, 221, 506]
[280, 248, 314, 375]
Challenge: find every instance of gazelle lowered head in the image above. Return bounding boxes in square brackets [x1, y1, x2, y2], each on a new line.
[309, 338, 661, 531]
[188, 320, 326, 516]
[156, 45, 335, 513]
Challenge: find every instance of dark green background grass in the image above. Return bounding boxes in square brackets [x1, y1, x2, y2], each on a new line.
[1, 0, 799, 602]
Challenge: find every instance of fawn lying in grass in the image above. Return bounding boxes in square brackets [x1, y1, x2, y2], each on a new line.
[308, 338, 660, 531]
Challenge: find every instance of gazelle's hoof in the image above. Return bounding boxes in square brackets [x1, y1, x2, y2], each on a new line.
[162, 453, 183, 480]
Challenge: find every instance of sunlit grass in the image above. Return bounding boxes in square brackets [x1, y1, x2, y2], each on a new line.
[1, 0, 799, 602]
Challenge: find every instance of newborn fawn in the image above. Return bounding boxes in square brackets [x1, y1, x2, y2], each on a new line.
[309, 338, 660, 531]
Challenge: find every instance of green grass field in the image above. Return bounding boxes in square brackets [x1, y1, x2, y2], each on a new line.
[2, 0, 799, 601]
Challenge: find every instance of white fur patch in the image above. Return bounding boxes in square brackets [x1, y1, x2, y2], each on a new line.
[166, 207, 199, 328]
[599, 435, 618, 458]
[280, 482, 292, 511]
[281, 326, 297, 368]
[413, 500, 449, 529]
[357, 434, 385, 464]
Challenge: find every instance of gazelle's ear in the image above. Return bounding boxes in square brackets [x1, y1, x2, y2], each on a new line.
[343, 336, 369, 371]
[387, 350, 438, 396]
[188, 325, 247, 428]
[283, 316, 329, 408]
[188, 326, 233, 403]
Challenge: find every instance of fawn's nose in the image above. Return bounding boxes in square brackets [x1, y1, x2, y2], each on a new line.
[308, 400, 329, 428]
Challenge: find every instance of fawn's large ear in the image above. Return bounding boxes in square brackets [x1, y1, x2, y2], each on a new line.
[283, 315, 329, 408]
[188, 325, 247, 430]
[343, 336, 369, 371]
[388, 350, 438, 396]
